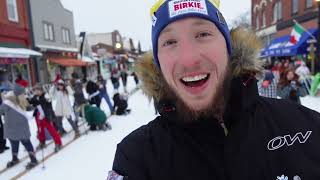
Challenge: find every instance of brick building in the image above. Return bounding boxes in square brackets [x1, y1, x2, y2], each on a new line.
[252, 0, 319, 60]
[0, 0, 41, 85]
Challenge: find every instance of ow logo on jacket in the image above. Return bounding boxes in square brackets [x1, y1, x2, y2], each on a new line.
[268, 131, 312, 151]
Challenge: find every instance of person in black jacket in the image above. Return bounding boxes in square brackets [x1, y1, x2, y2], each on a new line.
[109, 1, 320, 180]
[28, 84, 62, 152]
[0, 68, 10, 153]
[112, 92, 130, 115]
[86, 80, 101, 108]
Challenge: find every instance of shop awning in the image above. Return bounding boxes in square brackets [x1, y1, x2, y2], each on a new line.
[0, 47, 42, 58]
[260, 28, 318, 58]
[81, 56, 96, 65]
[49, 58, 91, 67]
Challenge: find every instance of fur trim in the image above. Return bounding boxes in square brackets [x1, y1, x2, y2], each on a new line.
[135, 28, 264, 101]
[230, 28, 264, 77]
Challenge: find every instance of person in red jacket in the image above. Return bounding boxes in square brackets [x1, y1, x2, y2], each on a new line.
[15, 74, 28, 88]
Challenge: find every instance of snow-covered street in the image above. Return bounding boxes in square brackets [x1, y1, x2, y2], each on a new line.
[20, 90, 156, 180]
[0, 77, 319, 179]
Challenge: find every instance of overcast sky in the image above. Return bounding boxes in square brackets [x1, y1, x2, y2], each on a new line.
[60, 0, 251, 50]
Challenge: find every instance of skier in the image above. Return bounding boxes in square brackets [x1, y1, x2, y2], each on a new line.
[0, 84, 38, 169]
[86, 80, 102, 108]
[110, 65, 120, 91]
[49, 79, 79, 138]
[84, 104, 111, 131]
[28, 84, 62, 152]
[0, 68, 10, 153]
[109, 0, 320, 179]
[70, 72, 87, 126]
[97, 75, 114, 114]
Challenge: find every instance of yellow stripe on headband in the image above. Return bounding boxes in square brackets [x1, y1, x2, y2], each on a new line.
[150, 0, 165, 17]
[208, 0, 220, 9]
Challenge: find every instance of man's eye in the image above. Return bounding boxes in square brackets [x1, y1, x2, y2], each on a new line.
[162, 40, 177, 47]
[195, 32, 212, 39]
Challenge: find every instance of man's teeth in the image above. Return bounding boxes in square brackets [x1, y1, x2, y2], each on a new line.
[182, 74, 208, 82]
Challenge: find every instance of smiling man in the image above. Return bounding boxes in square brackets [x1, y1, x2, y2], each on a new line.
[109, 0, 320, 180]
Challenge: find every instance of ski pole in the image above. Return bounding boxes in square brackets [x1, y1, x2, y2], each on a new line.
[41, 144, 45, 170]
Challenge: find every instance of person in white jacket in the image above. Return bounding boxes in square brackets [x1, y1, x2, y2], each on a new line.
[50, 79, 79, 137]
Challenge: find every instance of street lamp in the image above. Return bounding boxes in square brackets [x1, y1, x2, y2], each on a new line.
[115, 42, 122, 49]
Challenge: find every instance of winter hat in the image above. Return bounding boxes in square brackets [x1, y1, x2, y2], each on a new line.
[151, 0, 231, 68]
[13, 83, 25, 96]
[33, 83, 44, 91]
[53, 74, 62, 84]
[57, 79, 65, 85]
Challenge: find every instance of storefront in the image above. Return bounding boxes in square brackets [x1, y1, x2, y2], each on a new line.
[261, 29, 318, 61]
[0, 47, 42, 85]
[48, 57, 95, 81]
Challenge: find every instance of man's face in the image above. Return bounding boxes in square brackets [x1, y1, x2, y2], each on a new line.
[157, 17, 229, 111]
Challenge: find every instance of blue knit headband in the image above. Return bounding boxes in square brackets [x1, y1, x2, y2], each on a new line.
[151, 0, 231, 68]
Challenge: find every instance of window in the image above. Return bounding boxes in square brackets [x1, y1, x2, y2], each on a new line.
[262, 11, 266, 28]
[273, 1, 282, 22]
[292, 0, 298, 14]
[43, 22, 54, 41]
[306, 0, 313, 8]
[62, 28, 71, 44]
[256, 15, 260, 30]
[6, 0, 18, 22]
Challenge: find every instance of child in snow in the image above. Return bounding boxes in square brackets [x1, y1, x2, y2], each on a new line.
[0, 84, 38, 169]
[113, 92, 131, 115]
[49, 79, 79, 138]
[28, 84, 62, 152]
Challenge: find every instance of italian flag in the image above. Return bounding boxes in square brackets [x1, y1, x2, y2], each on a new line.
[290, 23, 304, 44]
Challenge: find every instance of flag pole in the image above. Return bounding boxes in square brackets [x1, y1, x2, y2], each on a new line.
[293, 19, 317, 40]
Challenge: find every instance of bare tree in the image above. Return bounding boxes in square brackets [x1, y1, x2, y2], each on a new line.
[230, 11, 251, 30]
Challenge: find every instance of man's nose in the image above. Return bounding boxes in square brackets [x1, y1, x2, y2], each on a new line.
[177, 40, 201, 68]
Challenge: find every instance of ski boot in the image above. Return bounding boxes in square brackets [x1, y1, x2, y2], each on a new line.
[74, 129, 80, 139]
[25, 153, 38, 170]
[25, 161, 38, 170]
[98, 124, 107, 131]
[59, 129, 67, 137]
[105, 122, 112, 130]
[6, 155, 19, 168]
[54, 144, 62, 153]
[36, 142, 46, 150]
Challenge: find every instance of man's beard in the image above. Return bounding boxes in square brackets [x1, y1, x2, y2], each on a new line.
[162, 64, 232, 123]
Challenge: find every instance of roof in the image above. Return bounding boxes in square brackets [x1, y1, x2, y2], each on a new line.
[0, 47, 42, 58]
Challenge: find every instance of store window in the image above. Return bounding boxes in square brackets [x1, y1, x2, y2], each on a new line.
[292, 0, 299, 14]
[273, 1, 282, 22]
[6, 0, 18, 22]
[306, 0, 313, 8]
[262, 11, 266, 28]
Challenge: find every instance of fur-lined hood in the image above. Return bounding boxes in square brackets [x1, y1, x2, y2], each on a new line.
[135, 28, 264, 102]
